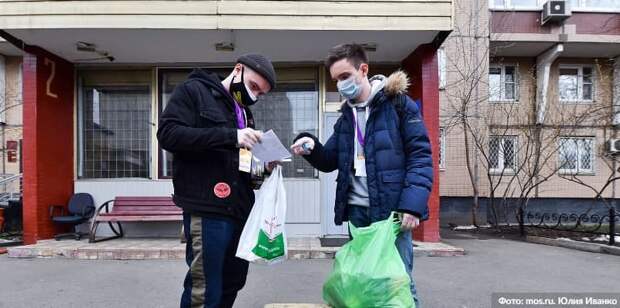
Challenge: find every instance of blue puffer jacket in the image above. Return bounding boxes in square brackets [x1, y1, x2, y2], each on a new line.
[295, 71, 433, 225]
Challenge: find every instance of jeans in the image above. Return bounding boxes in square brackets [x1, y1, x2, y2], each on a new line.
[180, 213, 249, 308]
[347, 205, 421, 308]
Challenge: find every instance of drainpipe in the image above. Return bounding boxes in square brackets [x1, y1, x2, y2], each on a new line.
[612, 56, 620, 208]
[612, 56, 620, 126]
[533, 44, 563, 198]
[535, 44, 563, 125]
[0, 55, 5, 178]
[473, 0, 481, 222]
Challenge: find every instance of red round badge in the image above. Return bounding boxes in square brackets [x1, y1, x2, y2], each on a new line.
[214, 182, 231, 199]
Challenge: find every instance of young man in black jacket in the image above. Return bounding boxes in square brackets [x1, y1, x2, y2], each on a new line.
[157, 54, 276, 308]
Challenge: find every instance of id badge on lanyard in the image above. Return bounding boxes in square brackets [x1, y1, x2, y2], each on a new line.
[239, 148, 252, 173]
[353, 108, 367, 177]
[235, 102, 252, 173]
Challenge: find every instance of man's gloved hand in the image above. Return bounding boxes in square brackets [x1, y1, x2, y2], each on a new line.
[399, 212, 420, 231]
[290, 137, 315, 155]
[237, 128, 263, 150]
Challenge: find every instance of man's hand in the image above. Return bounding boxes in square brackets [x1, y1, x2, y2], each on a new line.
[291, 137, 315, 155]
[399, 213, 420, 231]
[237, 128, 263, 150]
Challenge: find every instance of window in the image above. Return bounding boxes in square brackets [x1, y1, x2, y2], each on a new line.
[78, 71, 152, 179]
[489, 136, 517, 174]
[492, 0, 619, 9]
[439, 128, 446, 169]
[438, 48, 447, 90]
[559, 66, 594, 103]
[558, 137, 594, 174]
[570, 0, 620, 10]
[489, 65, 518, 102]
[490, 0, 540, 8]
[158, 68, 319, 179]
[251, 78, 319, 179]
[510, 0, 539, 6]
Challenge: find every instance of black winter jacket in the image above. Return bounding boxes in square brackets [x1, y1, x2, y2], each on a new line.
[157, 69, 255, 222]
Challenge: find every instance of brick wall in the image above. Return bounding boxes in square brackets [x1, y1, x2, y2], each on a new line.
[402, 44, 441, 242]
[22, 48, 74, 244]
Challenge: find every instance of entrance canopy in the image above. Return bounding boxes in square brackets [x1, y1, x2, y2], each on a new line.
[5, 29, 440, 64]
[0, 0, 452, 64]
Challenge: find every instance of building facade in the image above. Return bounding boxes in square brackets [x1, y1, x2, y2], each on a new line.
[438, 0, 620, 225]
[0, 0, 451, 244]
[0, 38, 23, 201]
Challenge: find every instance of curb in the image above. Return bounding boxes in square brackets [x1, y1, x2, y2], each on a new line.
[265, 305, 328, 308]
[414, 248, 466, 257]
[8, 246, 466, 260]
[526, 236, 620, 256]
[7, 239, 466, 260]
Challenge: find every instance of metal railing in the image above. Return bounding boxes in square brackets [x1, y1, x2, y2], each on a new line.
[518, 207, 619, 246]
[0, 173, 22, 203]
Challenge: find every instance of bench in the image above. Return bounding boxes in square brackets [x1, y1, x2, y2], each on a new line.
[89, 196, 182, 243]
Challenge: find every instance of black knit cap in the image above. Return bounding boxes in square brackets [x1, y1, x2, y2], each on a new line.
[237, 53, 277, 89]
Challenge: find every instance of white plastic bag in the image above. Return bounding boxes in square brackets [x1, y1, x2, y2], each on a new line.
[236, 165, 287, 264]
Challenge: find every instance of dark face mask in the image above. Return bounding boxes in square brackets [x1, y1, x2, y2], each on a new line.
[229, 67, 258, 106]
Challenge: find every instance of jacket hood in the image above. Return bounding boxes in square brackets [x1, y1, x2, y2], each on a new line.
[187, 68, 230, 98]
[384, 70, 410, 96]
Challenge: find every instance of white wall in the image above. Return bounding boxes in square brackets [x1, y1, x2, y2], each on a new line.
[75, 178, 322, 238]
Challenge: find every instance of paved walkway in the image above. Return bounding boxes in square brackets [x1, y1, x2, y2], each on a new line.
[0, 229, 618, 308]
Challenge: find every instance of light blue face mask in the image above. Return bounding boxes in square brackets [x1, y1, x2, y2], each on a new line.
[337, 76, 361, 100]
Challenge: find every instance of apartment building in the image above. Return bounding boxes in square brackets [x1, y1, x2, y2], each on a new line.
[439, 0, 619, 225]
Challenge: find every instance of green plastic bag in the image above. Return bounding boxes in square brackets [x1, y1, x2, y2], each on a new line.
[323, 214, 414, 308]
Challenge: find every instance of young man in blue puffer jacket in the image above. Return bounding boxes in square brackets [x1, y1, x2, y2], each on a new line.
[291, 43, 433, 307]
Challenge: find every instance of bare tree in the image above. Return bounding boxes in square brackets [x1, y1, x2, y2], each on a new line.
[440, 0, 493, 227]
[557, 59, 618, 218]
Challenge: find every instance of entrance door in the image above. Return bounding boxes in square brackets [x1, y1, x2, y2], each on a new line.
[322, 112, 348, 236]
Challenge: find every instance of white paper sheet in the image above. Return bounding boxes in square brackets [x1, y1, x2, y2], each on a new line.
[252, 130, 292, 163]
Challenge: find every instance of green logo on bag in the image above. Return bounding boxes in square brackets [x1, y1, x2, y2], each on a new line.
[252, 229, 285, 260]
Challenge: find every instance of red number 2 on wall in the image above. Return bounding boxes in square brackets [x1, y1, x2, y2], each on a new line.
[44, 58, 58, 99]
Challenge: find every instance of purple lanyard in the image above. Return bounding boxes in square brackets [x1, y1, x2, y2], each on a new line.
[353, 109, 365, 147]
[233, 102, 246, 129]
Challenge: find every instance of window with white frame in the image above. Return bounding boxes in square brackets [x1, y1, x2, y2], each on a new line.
[439, 128, 446, 169]
[558, 137, 595, 174]
[490, 0, 540, 9]
[492, 0, 618, 10]
[559, 66, 594, 103]
[438, 48, 447, 90]
[489, 65, 518, 102]
[489, 136, 517, 174]
[570, 0, 620, 10]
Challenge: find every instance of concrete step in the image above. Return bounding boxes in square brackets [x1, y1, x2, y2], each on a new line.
[8, 237, 465, 260]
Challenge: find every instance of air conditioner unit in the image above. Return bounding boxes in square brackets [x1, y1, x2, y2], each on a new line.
[606, 139, 620, 155]
[541, 0, 571, 25]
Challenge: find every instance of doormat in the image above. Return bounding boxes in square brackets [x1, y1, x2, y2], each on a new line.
[320, 237, 350, 247]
